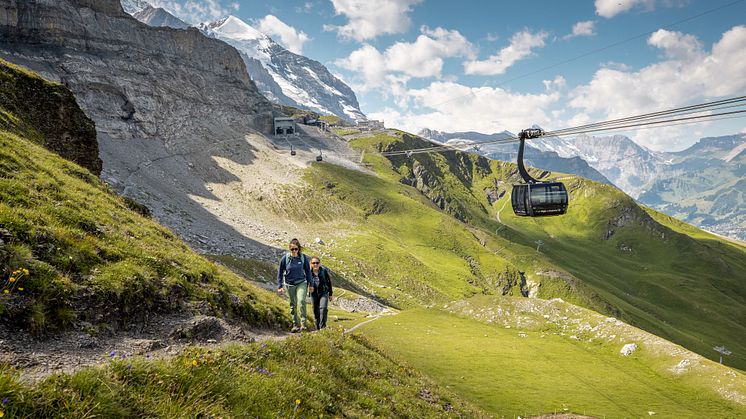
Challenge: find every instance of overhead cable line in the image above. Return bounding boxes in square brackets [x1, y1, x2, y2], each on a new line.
[379, 96, 746, 156]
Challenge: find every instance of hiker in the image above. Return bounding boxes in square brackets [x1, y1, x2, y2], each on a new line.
[277, 238, 313, 332]
[310, 256, 333, 330]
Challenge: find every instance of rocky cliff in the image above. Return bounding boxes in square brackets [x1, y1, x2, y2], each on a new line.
[0, 58, 101, 174]
[0, 0, 278, 257]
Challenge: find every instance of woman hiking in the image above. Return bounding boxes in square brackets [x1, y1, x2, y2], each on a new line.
[277, 238, 313, 332]
[309, 256, 333, 330]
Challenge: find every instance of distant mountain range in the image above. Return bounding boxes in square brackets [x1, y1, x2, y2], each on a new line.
[420, 128, 746, 240]
[418, 129, 613, 185]
[121, 1, 365, 123]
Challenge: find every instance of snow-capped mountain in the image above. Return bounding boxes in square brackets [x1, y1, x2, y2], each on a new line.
[197, 16, 365, 123]
[133, 5, 189, 29]
[120, 0, 150, 14]
[119, 2, 366, 122]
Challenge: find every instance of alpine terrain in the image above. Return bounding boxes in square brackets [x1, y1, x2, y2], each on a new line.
[123, 0, 366, 123]
[1, 1, 746, 418]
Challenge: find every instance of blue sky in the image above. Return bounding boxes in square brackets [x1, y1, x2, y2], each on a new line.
[154, 0, 746, 151]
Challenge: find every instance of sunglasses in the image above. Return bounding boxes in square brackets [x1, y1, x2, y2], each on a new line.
[311, 261, 319, 265]
[290, 247, 299, 251]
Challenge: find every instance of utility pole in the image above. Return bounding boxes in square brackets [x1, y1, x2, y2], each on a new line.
[714, 346, 732, 364]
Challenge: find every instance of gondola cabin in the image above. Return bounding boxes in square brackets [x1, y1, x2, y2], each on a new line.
[511, 182, 568, 217]
[510, 128, 569, 217]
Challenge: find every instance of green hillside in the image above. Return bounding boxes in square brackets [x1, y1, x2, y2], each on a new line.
[4, 59, 746, 418]
[359, 298, 746, 418]
[0, 331, 485, 418]
[272, 129, 746, 371]
[0, 60, 489, 418]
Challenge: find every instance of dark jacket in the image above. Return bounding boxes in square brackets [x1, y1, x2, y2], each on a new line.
[311, 266, 333, 297]
[277, 253, 312, 288]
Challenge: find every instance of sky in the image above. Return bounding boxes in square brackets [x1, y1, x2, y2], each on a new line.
[150, 0, 746, 151]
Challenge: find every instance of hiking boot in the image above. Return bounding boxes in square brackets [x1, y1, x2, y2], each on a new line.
[290, 326, 301, 333]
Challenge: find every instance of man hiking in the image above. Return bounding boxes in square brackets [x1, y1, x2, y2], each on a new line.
[277, 238, 313, 332]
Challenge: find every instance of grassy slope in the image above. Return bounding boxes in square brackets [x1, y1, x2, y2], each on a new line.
[0, 130, 289, 332]
[271, 130, 746, 371]
[0, 331, 486, 418]
[0, 63, 491, 418]
[359, 301, 746, 418]
[0, 59, 289, 331]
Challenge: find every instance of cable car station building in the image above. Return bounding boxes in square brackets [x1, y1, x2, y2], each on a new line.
[273, 117, 295, 135]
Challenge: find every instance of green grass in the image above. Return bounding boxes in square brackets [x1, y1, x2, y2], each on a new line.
[306, 130, 746, 370]
[0, 131, 289, 332]
[358, 304, 746, 418]
[0, 331, 487, 418]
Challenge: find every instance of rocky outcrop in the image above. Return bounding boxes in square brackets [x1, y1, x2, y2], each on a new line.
[0, 0, 280, 258]
[0, 58, 101, 174]
[0, 0, 271, 140]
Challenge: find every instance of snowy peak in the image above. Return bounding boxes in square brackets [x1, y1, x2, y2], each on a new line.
[120, 0, 150, 15]
[133, 6, 189, 29]
[199, 15, 365, 122]
[209, 15, 267, 41]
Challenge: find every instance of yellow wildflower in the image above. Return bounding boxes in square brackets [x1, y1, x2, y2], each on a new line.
[23, 269, 29, 275]
[192, 360, 198, 366]
[0, 409, 5, 417]
[9, 278, 15, 283]
[18, 288, 23, 291]
[296, 399, 301, 405]
[3, 290, 8, 294]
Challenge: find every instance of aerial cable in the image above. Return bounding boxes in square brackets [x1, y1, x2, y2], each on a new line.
[547, 96, 746, 137]
[379, 96, 746, 157]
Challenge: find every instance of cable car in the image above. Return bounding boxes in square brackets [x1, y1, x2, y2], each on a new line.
[511, 128, 568, 217]
[316, 151, 323, 162]
[290, 146, 296, 156]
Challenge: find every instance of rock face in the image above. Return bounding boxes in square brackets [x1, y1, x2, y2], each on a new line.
[0, 0, 271, 140]
[0, 0, 279, 258]
[0, 59, 101, 174]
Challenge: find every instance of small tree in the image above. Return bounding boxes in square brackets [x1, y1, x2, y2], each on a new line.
[714, 346, 732, 364]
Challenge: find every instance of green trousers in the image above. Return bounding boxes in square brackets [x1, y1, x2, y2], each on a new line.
[287, 281, 308, 327]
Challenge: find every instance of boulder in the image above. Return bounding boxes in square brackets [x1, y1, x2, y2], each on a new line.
[620, 343, 638, 356]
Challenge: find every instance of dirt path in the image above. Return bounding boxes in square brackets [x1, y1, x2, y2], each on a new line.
[0, 312, 289, 383]
[496, 191, 510, 224]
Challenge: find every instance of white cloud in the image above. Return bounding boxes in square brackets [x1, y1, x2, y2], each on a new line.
[385, 26, 475, 78]
[563, 20, 596, 40]
[334, 44, 388, 91]
[152, 0, 232, 23]
[324, 0, 423, 42]
[464, 30, 548, 76]
[335, 26, 474, 89]
[256, 15, 310, 54]
[569, 26, 746, 150]
[595, 0, 655, 18]
[369, 80, 562, 134]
